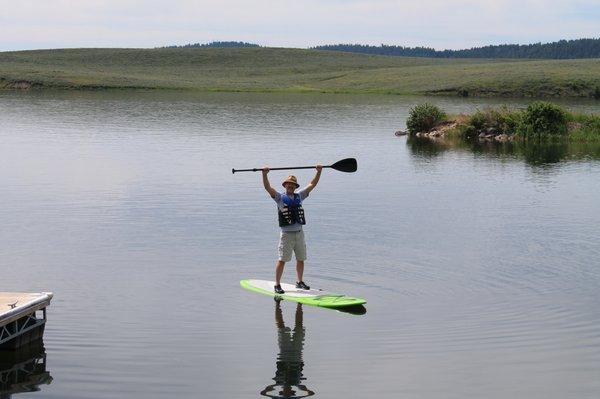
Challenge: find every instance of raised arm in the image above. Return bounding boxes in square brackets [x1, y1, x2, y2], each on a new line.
[262, 167, 278, 198]
[303, 164, 322, 194]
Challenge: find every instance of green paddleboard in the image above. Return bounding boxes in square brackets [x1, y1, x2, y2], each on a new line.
[240, 279, 366, 308]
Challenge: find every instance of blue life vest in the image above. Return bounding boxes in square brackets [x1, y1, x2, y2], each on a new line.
[278, 193, 306, 227]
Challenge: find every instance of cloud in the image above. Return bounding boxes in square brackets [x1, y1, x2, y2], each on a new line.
[0, 0, 598, 50]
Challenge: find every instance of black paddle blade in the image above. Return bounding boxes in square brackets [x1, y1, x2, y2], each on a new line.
[329, 158, 357, 173]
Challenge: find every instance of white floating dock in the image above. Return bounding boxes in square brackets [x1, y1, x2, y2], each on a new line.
[0, 292, 53, 349]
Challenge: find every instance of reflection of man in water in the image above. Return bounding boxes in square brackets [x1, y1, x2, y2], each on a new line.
[260, 302, 314, 399]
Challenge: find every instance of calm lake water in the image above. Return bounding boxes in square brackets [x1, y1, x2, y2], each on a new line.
[1, 91, 599, 398]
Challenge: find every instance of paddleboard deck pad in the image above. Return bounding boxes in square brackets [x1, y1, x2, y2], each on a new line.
[240, 279, 366, 308]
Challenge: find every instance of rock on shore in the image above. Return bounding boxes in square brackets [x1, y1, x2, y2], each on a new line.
[404, 115, 516, 142]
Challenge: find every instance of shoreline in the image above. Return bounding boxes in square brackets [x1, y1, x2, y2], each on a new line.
[1, 81, 599, 99]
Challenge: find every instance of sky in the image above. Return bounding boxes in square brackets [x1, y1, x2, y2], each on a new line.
[1, 0, 599, 51]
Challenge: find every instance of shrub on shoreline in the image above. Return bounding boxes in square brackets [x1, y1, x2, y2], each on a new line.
[467, 108, 522, 135]
[517, 101, 568, 137]
[406, 103, 446, 134]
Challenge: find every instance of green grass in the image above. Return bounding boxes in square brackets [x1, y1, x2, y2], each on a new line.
[568, 112, 600, 141]
[1, 47, 600, 98]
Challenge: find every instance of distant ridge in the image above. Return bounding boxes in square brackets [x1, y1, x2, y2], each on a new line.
[165, 41, 260, 49]
[313, 38, 600, 59]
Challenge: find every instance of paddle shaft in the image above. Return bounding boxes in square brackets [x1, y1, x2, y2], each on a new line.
[232, 165, 327, 173]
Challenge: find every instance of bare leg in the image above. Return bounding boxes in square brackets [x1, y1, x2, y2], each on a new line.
[296, 260, 304, 282]
[275, 261, 285, 285]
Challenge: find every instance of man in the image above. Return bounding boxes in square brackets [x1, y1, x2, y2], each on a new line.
[262, 165, 322, 294]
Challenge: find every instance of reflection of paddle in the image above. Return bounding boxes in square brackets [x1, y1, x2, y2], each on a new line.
[232, 158, 357, 174]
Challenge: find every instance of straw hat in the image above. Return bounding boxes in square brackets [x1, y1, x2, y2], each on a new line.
[282, 175, 300, 188]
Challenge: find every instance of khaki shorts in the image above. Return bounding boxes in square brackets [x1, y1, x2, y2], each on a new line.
[278, 230, 307, 262]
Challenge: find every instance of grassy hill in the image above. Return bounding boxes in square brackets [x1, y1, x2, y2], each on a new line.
[1, 47, 599, 98]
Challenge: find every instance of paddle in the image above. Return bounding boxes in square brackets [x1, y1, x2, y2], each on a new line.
[232, 158, 357, 174]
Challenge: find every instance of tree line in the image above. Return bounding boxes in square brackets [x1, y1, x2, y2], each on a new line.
[312, 38, 600, 59]
[165, 41, 260, 49]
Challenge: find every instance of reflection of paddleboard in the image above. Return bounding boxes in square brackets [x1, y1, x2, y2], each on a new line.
[240, 279, 366, 308]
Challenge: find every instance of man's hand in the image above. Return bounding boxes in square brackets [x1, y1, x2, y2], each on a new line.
[262, 166, 277, 198]
[304, 164, 322, 194]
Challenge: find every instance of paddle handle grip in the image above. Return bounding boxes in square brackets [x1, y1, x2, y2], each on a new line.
[232, 165, 328, 174]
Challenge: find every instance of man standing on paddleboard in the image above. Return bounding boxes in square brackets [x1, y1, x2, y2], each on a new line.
[262, 165, 322, 294]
